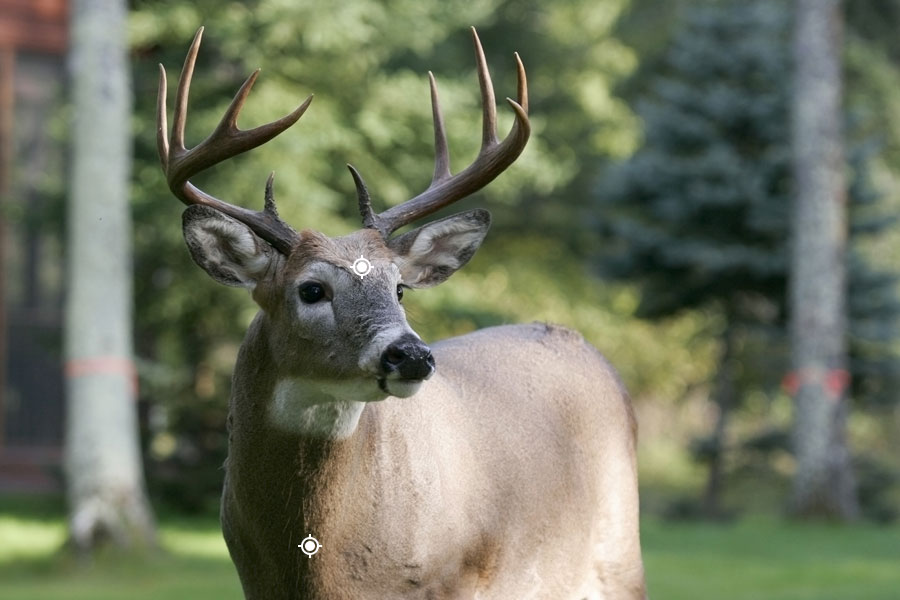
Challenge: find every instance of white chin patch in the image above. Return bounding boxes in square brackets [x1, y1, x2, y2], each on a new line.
[381, 379, 423, 398]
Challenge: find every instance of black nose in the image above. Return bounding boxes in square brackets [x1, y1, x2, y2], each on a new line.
[380, 334, 435, 381]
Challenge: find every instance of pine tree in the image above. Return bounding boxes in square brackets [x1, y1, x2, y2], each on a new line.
[594, 0, 900, 517]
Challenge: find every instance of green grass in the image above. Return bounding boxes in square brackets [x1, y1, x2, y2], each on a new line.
[643, 517, 900, 600]
[0, 512, 242, 600]
[1, 504, 898, 599]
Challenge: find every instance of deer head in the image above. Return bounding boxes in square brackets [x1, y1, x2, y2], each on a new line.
[157, 27, 529, 416]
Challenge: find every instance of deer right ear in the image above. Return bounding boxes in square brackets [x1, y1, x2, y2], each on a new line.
[387, 209, 491, 288]
[182, 205, 276, 288]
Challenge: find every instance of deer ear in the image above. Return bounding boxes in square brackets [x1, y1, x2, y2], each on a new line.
[387, 209, 490, 288]
[182, 205, 276, 288]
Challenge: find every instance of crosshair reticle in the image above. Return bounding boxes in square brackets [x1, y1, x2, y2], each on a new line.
[299, 535, 322, 557]
[351, 256, 372, 279]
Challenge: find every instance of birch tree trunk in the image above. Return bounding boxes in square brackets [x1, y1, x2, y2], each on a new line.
[64, 0, 156, 551]
[789, 0, 859, 520]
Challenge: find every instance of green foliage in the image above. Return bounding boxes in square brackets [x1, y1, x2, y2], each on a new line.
[847, 147, 900, 405]
[844, 1, 900, 403]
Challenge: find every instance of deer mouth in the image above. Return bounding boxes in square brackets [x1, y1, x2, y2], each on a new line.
[377, 376, 426, 398]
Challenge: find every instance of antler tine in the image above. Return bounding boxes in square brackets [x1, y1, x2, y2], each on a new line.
[472, 28, 499, 147]
[429, 72, 451, 185]
[501, 51, 529, 152]
[171, 27, 203, 153]
[157, 27, 313, 255]
[156, 64, 170, 171]
[362, 27, 530, 238]
[264, 172, 279, 216]
[514, 52, 528, 114]
[349, 164, 380, 231]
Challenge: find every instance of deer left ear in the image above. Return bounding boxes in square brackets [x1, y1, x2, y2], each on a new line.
[182, 205, 276, 288]
[387, 209, 491, 288]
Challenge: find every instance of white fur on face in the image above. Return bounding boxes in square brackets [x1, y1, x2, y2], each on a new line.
[191, 218, 270, 288]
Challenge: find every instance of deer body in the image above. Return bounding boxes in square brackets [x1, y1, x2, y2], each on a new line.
[224, 319, 642, 599]
[158, 27, 645, 599]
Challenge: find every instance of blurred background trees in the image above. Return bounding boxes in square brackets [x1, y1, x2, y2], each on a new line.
[594, 2, 793, 518]
[127, 0, 900, 520]
[594, 0, 900, 520]
[4, 0, 900, 526]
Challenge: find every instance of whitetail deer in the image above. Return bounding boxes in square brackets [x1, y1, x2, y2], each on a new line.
[157, 27, 645, 600]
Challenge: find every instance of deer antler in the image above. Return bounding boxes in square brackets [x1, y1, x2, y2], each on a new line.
[157, 27, 312, 255]
[352, 27, 530, 238]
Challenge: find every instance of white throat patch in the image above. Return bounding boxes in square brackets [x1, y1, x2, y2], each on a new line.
[269, 378, 378, 440]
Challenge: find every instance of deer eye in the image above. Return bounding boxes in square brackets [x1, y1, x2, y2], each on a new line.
[299, 282, 326, 304]
[397, 285, 404, 302]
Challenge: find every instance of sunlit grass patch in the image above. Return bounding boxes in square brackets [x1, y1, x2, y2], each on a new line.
[0, 516, 66, 562]
[0, 513, 229, 563]
[0, 512, 241, 600]
[159, 522, 230, 559]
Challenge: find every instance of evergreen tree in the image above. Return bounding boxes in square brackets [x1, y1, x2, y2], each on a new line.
[595, 0, 900, 517]
[598, 2, 790, 321]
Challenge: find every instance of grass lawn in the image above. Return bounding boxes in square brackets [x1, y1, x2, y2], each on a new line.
[0, 513, 242, 600]
[1, 504, 898, 599]
[643, 518, 900, 600]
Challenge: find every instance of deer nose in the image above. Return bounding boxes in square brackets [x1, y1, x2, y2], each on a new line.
[380, 335, 435, 381]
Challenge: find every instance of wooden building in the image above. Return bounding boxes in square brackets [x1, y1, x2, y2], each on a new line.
[0, 0, 69, 491]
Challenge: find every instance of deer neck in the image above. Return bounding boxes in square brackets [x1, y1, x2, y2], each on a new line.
[226, 316, 430, 545]
[235, 311, 391, 437]
[227, 312, 391, 482]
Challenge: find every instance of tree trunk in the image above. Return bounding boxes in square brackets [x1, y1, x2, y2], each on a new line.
[701, 321, 736, 519]
[64, 0, 156, 551]
[788, 0, 859, 520]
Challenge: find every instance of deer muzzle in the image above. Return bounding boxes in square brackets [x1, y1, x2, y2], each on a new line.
[379, 334, 435, 382]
